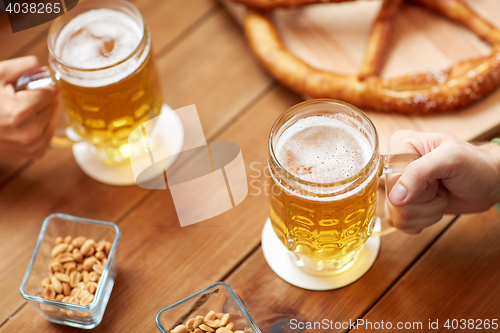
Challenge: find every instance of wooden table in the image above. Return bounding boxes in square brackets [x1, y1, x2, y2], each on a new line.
[1, 1, 500, 332]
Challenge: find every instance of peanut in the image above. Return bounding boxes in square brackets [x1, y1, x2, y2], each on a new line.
[96, 240, 106, 252]
[172, 311, 249, 333]
[65, 262, 76, 275]
[205, 320, 221, 329]
[70, 287, 80, 298]
[49, 260, 64, 274]
[56, 252, 74, 263]
[194, 316, 205, 328]
[187, 318, 196, 330]
[41, 277, 50, 289]
[42, 285, 56, 300]
[220, 314, 230, 327]
[79, 293, 94, 306]
[51, 276, 63, 294]
[54, 272, 70, 283]
[85, 282, 98, 294]
[73, 248, 83, 263]
[104, 241, 112, 256]
[41, 235, 111, 311]
[79, 289, 91, 300]
[68, 296, 80, 305]
[199, 324, 215, 332]
[171, 325, 189, 333]
[88, 271, 99, 282]
[82, 270, 90, 283]
[93, 263, 104, 275]
[83, 257, 98, 271]
[62, 282, 71, 296]
[216, 328, 232, 333]
[95, 250, 106, 261]
[51, 243, 68, 257]
[69, 271, 81, 288]
[205, 310, 217, 321]
[72, 236, 87, 248]
[80, 239, 96, 256]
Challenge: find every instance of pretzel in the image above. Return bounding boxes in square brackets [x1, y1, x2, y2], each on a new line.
[234, 0, 500, 113]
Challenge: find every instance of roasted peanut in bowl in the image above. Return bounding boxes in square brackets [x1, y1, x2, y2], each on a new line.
[20, 213, 120, 329]
[156, 282, 261, 333]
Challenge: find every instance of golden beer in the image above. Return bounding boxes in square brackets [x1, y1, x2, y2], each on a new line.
[48, 2, 162, 163]
[268, 100, 380, 274]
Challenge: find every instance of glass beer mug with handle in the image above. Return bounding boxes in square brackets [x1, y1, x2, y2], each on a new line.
[16, 0, 163, 165]
[268, 99, 419, 275]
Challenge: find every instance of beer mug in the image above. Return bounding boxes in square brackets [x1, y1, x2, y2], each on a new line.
[268, 100, 418, 275]
[16, 0, 163, 164]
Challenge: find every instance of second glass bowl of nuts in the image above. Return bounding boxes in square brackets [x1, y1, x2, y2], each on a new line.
[156, 282, 261, 333]
[20, 213, 120, 329]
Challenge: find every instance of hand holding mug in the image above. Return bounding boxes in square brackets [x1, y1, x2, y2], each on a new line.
[0, 56, 58, 159]
[386, 130, 500, 234]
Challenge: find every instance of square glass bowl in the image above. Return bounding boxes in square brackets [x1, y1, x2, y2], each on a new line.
[156, 282, 261, 333]
[20, 213, 120, 329]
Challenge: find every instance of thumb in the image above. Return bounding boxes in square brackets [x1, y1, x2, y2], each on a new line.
[0, 56, 39, 85]
[389, 147, 451, 206]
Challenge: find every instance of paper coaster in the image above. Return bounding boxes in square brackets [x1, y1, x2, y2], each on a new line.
[73, 104, 184, 186]
[261, 217, 381, 290]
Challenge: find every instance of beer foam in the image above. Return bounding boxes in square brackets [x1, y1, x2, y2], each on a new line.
[54, 9, 147, 87]
[275, 116, 372, 184]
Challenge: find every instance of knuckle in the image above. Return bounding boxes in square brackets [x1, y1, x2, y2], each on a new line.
[19, 128, 43, 145]
[392, 218, 409, 230]
[447, 149, 467, 169]
[391, 130, 416, 141]
[26, 143, 46, 158]
[389, 130, 419, 153]
[397, 207, 417, 221]
[9, 105, 32, 127]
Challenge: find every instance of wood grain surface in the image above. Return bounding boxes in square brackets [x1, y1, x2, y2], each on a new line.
[358, 207, 500, 333]
[1, 1, 500, 332]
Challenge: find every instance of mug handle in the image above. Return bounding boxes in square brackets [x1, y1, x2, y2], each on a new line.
[15, 66, 79, 148]
[371, 153, 420, 237]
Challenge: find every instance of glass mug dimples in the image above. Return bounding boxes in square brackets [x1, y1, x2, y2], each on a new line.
[268, 99, 416, 274]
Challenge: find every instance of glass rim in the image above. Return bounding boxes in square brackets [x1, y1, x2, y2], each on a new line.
[47, 0, 147, 72]
[155, 282, 262, 333]
[268, 99, 380, 188]
[19, 213, 121, 311]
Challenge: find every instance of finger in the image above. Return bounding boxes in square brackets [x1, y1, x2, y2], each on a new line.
[13, 119, 55, 159]
[399, 228, 423, 235]
[0, 56, 39, 84]
[388, 145, 458, 206]
[388, 186, 448, 230]
[387, 174, 439, 205]
[9, 86, 58, 126]
[396, 213, 444, 234]
[0, 99, 57, 144]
